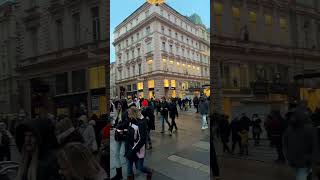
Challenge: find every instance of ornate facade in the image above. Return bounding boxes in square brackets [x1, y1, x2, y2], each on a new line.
[114, 2, 210, 99]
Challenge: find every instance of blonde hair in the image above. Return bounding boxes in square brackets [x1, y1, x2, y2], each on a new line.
[128, 106, 142, 120]
[16, 146, 39, 180]
[57, 142, 105, 180]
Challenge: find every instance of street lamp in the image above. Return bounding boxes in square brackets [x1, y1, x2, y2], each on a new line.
[147, 0, 165, 6]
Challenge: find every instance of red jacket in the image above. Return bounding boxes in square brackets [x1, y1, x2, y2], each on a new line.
[102, 123, 112, 140]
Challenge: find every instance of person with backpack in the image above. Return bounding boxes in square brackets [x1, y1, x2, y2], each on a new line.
[168, 98, 179, 135]
[125, 106, 153, 180]
[0, 122, 11, 161]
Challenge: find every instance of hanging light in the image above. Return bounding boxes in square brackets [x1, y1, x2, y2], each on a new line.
[147, 0, 165, 6]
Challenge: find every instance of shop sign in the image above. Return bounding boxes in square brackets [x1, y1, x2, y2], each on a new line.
[91, 96, 99, 111]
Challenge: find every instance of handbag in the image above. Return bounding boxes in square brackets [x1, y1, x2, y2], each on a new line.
[114, 129, 127, 142]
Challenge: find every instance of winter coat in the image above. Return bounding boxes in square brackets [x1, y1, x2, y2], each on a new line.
[141, 107, 155, 130]
[168, 102, 179, 118]
[15, 119, 60, 180]
[114, 110, 129, 130]
[159, 101, 169, 117]
[199, 100, 209, 115]
[239, 116, 251, 131]
[219, 119, 230, 142]
[230, 119, 241, 141]
[125, 118, 147, 161]
[283, 108, 319, 168]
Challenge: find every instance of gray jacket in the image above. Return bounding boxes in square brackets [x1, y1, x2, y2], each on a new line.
[199, 100, 209, 115]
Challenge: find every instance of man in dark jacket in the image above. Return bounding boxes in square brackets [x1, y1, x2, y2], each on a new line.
[193, 96, 199, 113]
[199, 97, 209, 130]
[168, 98, 179, 135]
[219, 115, 231, 153]
[283, 107, 318, 180]
[230, 117, 241, 154]
[141, 106, 155, 150]
[159, 97, 171, 133]
[15, 117, 60, 180]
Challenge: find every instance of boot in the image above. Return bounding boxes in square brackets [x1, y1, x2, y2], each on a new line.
[127, 175, 134, 180]
[146, 169, 153, 180]
[111, 168, 123, 180]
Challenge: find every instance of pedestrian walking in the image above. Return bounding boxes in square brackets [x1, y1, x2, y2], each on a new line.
[193, 96, 199, 113]
[239, 129, 249, 156]
[283, 106, 318, 180]
[141, 102, 155, 150]
[230, 117, 242, 154]
[168, 98, 179, 135]
[252, 114, 262, 146]
[269, 110, 286, 163]
[199, 97, 209, 130]
[0, 122, 11, 161]
[57, 142, 107, 180]
[100, 122, 112, 179]
[111, 101, 128, 180]
[159, 97, 171, 133]
[125, 107, 153, 180]
[218, 115, 231, 153]
[15, 117, 60, 180]
[178, 98, 182, 110]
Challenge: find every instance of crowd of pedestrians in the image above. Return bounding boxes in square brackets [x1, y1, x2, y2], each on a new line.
[110, 95, 209, 180]
[0, 107, 111, 180]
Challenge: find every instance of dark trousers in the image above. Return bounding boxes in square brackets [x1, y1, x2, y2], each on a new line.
[275, 138, 285, 161]
[170, 116, 178, 131]
[221, 139, 230, 153]
[147, 129, 152, 145]
[211, 141, 220, 177]
[253, 133, 261, 145]
[160, 115, 171, 132]
[232, 139, 242, 153]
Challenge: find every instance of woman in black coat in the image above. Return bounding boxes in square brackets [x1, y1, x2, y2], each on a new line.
[141, 106, 155, 150]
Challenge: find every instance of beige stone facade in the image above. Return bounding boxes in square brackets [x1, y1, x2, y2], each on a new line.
[113, 2, 210, 99]
[212, 0, 320, 117]
[16, 0, 108, 119]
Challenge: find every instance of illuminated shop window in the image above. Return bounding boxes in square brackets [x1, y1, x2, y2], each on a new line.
[148, 80, 155, 88]
[137, 82, 144, 90]
[164, 79, 169, 87]
[232, 7, 240, 18]
[171, 80, 176, 87]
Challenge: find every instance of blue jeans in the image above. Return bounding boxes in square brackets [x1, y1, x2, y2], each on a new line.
[295, 168, 310, 180]
[160, 115, 171, 132]
[127, 158, 151, 176]
[201, 114, 208, 128]
[114, 141, 125, 168]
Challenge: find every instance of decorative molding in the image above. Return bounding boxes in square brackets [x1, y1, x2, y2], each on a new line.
[144, 37, 152, 43]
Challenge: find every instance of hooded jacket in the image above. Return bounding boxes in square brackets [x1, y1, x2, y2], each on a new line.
[15, 119, 60, 180]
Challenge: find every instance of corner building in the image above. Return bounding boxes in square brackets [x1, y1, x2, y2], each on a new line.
[113, 2, 210, 99]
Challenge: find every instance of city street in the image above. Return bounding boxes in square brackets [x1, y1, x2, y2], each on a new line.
[215, 138, 295, 180]
[110, 108, 210, 180]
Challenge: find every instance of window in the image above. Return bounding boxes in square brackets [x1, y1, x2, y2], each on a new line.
[164, 79, 169, 87]
[265, 15, 272, 25]
[119, 70, 122, 80]
[169, 29, 171, 36]
[232, 7, 240, 18]
[160, 9, 163, 16]
[171, 80, 176, 87]
[162, 42, 166, 51]
[72, 13, 80, 46]
[118, 44, 121, 51]
[127, 85, 132, 92]
[146, 42, 151, 52]
[137, 82, 143, 90]
[131, 50, 134, 59]
[145, 10, 149, 17]
[187, 38, 189, 44]
[72, 70, 86, 92]
[147, 58, 153, 72]
[137, 48, 140, 55]
[131, 36, 134, 43]
[169, 44, 173, 53]
[126, 52, 129, 60]
[168, 14, 170, 20]
[56, 72, 68, 94]
[182, 48, 185, 56]
[132, 65, 135, 76]
[280, 18, 287, 29]
[162, 56, 167, 70]
[249, 11, 257, 22]
[181, 35, 184, 41]
[175, 32, 178, 38]
[30, 28, 38, 56]
[127, 67, 130, 77]
[56, 19, 63, 49]
[161, 26, 165, 33]
[126, 39, 128, 46]
[146, 26, 150, 35]
[148, 80, 155, 89]
[118, 55, 121, 63]
[138, 64, 141, 75]
[214, 2, 223, 15]
[137, 33, 139, 39]
[176, 46, 179, 53]
[91, 7, 100, 41]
